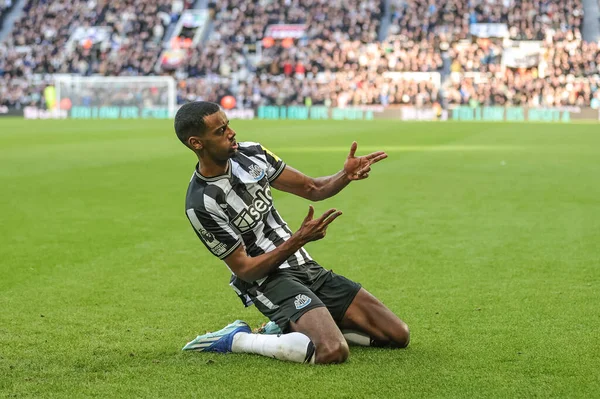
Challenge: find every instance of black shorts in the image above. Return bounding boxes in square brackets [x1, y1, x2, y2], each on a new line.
[246, 261, 362, 333]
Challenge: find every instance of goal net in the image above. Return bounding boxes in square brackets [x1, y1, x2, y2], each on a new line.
[54, 76, 177, 119]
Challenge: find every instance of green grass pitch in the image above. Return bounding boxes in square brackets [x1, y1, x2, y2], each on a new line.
[1, 118, 599, 398]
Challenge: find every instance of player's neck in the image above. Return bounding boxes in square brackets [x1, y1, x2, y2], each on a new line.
[197, 156, 229, 178]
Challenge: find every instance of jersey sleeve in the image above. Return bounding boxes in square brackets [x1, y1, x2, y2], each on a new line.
[186, 200, 242, 260]
[260, 145, 286, 182]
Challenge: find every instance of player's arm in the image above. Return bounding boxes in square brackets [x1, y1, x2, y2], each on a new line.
[271, 141, 388, 201]
[224, 206, 342, 282]
[188, 204, 338, 282]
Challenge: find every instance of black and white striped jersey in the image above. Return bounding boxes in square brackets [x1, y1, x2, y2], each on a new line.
[185, 142, 313, 304]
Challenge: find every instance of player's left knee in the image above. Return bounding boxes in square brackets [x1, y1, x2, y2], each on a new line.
[390, 322, 410, 348]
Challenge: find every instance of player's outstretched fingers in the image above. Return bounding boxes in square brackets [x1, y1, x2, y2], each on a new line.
[368, 153, 388, 165]
[322, 210, 343, 228]
[366, 151, 386, 159]
[317, 208, 338, 223]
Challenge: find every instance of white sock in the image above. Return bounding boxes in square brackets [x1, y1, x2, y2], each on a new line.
[232, 332, 315, 364]
[342, 330, 372, 347]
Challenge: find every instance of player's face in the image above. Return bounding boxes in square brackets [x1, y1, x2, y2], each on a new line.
[200, 110, 238, 162]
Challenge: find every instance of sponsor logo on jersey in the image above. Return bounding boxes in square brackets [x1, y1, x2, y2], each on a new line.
[294, 294, 312, 310]
[232, 185, 273, 232]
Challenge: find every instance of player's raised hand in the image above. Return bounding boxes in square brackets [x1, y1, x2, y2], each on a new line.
[297, 205, 343, 243]
[343, 141, 388, 181]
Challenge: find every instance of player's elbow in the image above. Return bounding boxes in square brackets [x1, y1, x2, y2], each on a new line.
[236, 261, 272, 284]
[228, 261, 261, 284]
[225, 250, 268, 283]
[236, 268, 262, 284]
[304, 180, 324, 201]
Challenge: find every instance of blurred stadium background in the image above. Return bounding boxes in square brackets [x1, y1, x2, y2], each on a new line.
[2, 1, 600, 398]
[0, 0, 599, 121]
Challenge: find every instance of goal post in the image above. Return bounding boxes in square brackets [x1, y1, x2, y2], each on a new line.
[54, 75, 177, 119]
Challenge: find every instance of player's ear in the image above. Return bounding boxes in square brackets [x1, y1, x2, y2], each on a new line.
[188, 136, 203, 150]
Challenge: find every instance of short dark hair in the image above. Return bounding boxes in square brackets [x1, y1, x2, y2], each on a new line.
[174, 101, 221, 146]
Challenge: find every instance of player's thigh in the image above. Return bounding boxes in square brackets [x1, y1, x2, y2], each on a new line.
[340, 288, 410, 348]
[248, 272, 325, 333]
[310, 268, 362, 324]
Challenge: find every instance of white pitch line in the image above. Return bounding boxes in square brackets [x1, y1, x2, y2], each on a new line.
[274, 145, 523, 153]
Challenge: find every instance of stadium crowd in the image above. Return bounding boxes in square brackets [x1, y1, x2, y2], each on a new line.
[211, 0, 383, 44]
[445, 34, 600, 107]
[0, 0, 599, 110]
[178, 71, 440, 109]
[2, 0, 193, 75]
[445, 70, 600, 107]
[388, 0, 583, 41]
[0, 0, 194, 107]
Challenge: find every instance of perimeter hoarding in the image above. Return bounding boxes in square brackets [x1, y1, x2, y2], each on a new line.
[450, 106, 600, 122]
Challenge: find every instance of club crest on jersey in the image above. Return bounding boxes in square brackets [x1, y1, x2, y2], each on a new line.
[248, 165, 265, 181]
[294, 294, 312, 310]
[232, 185, 273, 232]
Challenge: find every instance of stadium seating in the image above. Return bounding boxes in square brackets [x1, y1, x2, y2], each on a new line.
[2, 0, 193, 76]
[388, 0, 582, 41]
[0, 0, 598, 109]
[211, 0, 382, 44]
